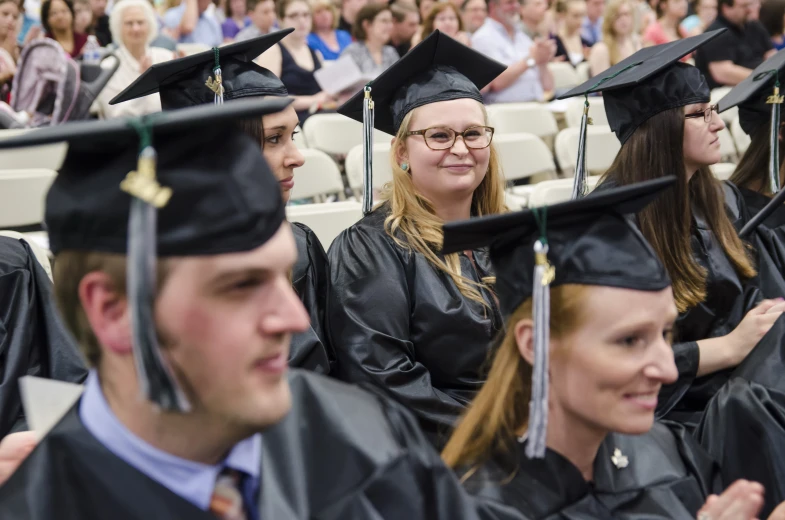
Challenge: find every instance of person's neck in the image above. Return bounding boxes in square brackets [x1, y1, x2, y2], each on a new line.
[283, 35, 307, 50]
[431, 195, 473, 223]
[685, 163, 700, 182]
[522, 18, 539, 36]
[546, 407, 607, 482]
[99, 367, 249, 465]
[52, 27, 72, 41]
[660, 13, 679, 30]
[389, 31, 404, 45]
[493, 16, 517, 38]
[315, 27, 333, 37]
[560, 25, 579, 39]
[234, 14, 245, 22]
[126, 42, 146, 61]
[589, 14, 600, 23]
[365, 38, 384, 53]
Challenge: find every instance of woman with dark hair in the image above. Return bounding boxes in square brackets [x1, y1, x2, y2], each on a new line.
[222, 0, 250, 41]
[41, 0, 87, 58]
[412, 3, 470, 47]
[341, 3, 398, 74]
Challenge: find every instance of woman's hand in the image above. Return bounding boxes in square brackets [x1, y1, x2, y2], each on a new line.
[726, 298, 785, 365]
[0, 431, 37, 486]
[696, 480, 764, 520]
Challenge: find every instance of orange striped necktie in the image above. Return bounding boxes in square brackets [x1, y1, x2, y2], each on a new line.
[209, 468, 248, 520]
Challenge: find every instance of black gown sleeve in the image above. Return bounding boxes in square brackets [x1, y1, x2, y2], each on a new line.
[0, 238, 87, 437]
[326, 224, 467, 430]
[656, 341, 700, 419]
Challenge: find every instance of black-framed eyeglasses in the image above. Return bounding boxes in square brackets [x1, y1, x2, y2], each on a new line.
[406, 125, 495, 150]
[684, 105, 718, 123]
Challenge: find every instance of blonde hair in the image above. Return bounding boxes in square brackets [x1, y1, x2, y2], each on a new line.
[311, 0, 338, 29]
[380, 104, 507, 306]
[602, 0, 633, 66]
[441, 285, 590, 476]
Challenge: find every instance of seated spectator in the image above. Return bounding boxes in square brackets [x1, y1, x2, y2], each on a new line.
[642, 0, 687, 46]
[221, 0, 250, 41]
[553, 0, 591, 66]
[16, 0, 39, 44]
[0, 0, 18, 101]
[694, 0, 774, 88]
[416, 0, 434, 26]
[412, 2, 470, 46]
[42, 0, 87, 58]
[338, 0, 366, 32]
[681, 0, 717, 36]
[235, 0, 275, 40]
[162, 0, 222, 47]
[256, 0, 335, 122]
[96, 0, 174, 118]
[461, 0, 487, 32]
[73, 0, 91, 34]
[389, 1, 418, 55]
[519, 0, 548, 38]
[588, 0, 640, 75]
[581, 0, 604, 44]
[760, 0, 785, 50]
[472, 0, 555, 103]
[89, 0, 109, 44]
[341, 4, 398, 74]
[633, 0, 656, 33]
[307, 0, 351, 60]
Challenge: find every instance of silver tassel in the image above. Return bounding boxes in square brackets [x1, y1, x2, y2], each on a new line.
[571, 99, 591, 200]
[362, 85, 374, 215]
[124, 147, 190, 412]
[526, 239, 554, 459]
[767, 84, 783, 194]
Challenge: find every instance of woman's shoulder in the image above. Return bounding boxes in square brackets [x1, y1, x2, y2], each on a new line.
[150, 46, 176, 63]
[336, 30, 352, 45]
[383, 45, 399, 59]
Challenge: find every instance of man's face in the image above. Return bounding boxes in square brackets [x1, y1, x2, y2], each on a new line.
[520, 0, 548, 25]
[491, 0, 522, 26]
[90, 0, 106, 17]
[393, 11, 419, 40]
[723, 0, 749, 24]
[155, 223, 309, 432]
[586, 0, 604, 20]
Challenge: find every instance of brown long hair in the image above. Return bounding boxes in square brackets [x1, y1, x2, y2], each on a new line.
[601, 107, 755, 313]
[729, 123, 785, 196]
[441, 285, 589, 476]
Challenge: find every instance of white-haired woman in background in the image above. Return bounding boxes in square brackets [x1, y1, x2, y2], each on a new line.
[96, 0, 175, 118]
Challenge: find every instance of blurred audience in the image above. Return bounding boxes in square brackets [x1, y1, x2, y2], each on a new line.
[643, 0, 687, 46]
[694, 0, 774, 88]
[472, 0, 555, 102]
[257, 0, 335, 123]
[222, 0, 250, 40]
[235, 0, 275, 40]
[413, 2, 470, 45]
[588, 0, 640, 75]
[553, 0, 591, 65]
[520, 0, 548, 38]
[633, 0, 656, 32]
[89, 0, 108, 44]
[307, 0, 350, 60]
[97, 0, 174, 118]
[461, 0, 487, 32]
[162, 0, 222, 47]
[581, 0, 603, 44]
[760, 0, 785, 50]
[16, 0, 38, 45]
[342, 3, 398, 73]
[0, 0, 18, 101]
[72, 0, 91, 34]
[42, 0, 87, 58]
[680, 0, 717, 35]
[389, 1, 418, 55]
[416, 0, 434, 22]
[338, 0, 365, 32]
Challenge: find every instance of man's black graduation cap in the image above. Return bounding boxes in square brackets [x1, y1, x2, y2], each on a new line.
[558, 30, 724, 144]
[109, 30, 292, 109]
[0, 97, 292, 413]
[442, 176, 674, 460]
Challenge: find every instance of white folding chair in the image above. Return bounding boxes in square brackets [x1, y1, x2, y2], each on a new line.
[289, 149, 345, 202]
[555, 125, 621, 176]
[485, 103, 559, 144]
[0, 169, 56, 229]
[718, 127, 738, 163]
[527, 176, 600, 207]
[286, 201, 363, 249]
[548, 61, 581, 91]
[345, 142, 394, 193]
[710, 162, 737, 181]
[176, 43, 210, 56]
[0, 230, 52, 281]
[493, 133, 557, 184]
[711, 87, 736, 125]
[303, 113, 392, 156]
[0, 130, 67, 169]
[730, 115, 751, 156]
[564, 97, 609, 128]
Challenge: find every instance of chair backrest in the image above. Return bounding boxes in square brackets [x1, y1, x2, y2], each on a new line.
[345, 142, 394, 191]
[303, 113, 392, 156]
[527, 176, 600, 207]
[730, 115, 751, 156]
[289, 149, 345, 201]
[710, 162, 737, 181]
[548, 61, 581, 91]
[555, 125, 621, 175]
[711, 87, 736, 124]
[485, 102, 559, 138]
[493, 133, 556, 182]
[0, 129, 67, 169]
[718, 127, 738, 163]
[0, 230, 52, 281]
[176, 43, 211, 56]
[564, 97, 609, 128]
[0, 169, 56, 228]
[286, 201, 363, 249]
[575, 61, 590, 83]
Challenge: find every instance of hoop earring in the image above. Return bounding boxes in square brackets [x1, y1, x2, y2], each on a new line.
[400, 162, 409, 171]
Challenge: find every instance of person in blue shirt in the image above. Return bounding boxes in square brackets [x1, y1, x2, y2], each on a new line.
[307, 0, 351, 60]
[162, 0, 221, 47]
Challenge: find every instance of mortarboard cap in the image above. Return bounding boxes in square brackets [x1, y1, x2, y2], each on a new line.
[109, 30, 292, 109]
[0, 97, 293, 413]
[442, 176, 675, 460]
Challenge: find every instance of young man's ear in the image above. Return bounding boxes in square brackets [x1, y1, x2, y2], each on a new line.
[79, 272, 133, 356]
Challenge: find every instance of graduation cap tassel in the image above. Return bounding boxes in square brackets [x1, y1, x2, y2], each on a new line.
[767, 76, 783, 194]
[206, 47, 225, 105]
[121, 118, 190, 413]
[362, 85, 374, 215]
[526, 209, 554, 459]
[571, 95, 591, 200]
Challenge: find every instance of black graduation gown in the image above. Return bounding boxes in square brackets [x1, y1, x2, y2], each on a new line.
[326, 203, 504, 449]
[465, 422, 720, 520]
[289, 222, 335, 375]
[0, 369, 524, 520]
[734, 185, 785, 283]
[0, 236, 87, 438]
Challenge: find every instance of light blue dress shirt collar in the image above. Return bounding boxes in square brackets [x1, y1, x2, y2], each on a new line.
[79, 370, 261, 511]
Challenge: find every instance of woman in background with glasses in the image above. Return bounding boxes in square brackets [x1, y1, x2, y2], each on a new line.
[327, 34, 507, 450]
